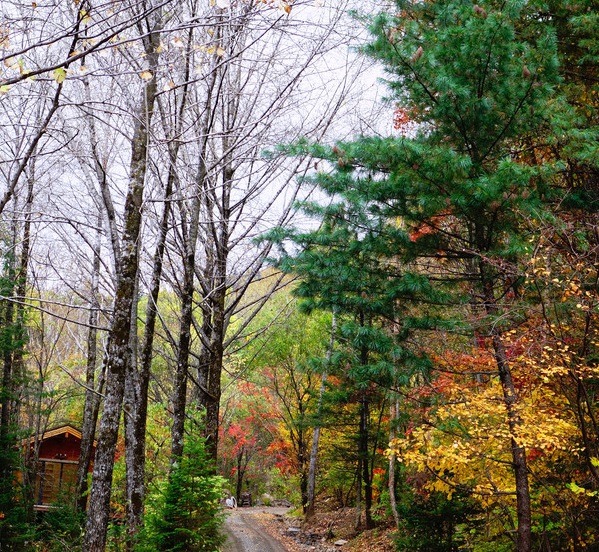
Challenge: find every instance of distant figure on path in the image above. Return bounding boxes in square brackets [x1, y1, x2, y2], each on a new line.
[225, 495, 237, 509]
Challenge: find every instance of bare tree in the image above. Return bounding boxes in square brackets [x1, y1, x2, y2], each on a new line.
[83, 3, 163, 549]
[159, 0, 377, 461]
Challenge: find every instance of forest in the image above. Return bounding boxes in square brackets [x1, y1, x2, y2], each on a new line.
[0, 0, 597, 551]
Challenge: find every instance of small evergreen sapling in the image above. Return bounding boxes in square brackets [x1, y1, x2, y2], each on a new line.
[139, 424, 225, 552]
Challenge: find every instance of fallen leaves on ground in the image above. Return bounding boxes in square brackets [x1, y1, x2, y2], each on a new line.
[252, 507, 396, 552]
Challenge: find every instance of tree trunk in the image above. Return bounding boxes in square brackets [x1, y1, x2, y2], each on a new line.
[123, 142, 177, 541]
[83, 22, 160, 552]
[483, 282, 532, 552]
[491, 329, 532, 552]
[388, 397, 400, 529]
[0, 229, 17, 439]
[124, 277, 141, 551]
[13, 168, 37, 521]
[123, 28, 193, 541]
[298, 430, 308, 514]
[359, 390, 374, 530]
[170, 219, 199, 462]
[235, 448, 245, 502]
[76, 59, 117, 514]
[197, 145, 230, 462]
[169, 95, 213, 463]
[201, 290, 226, 461]
[171, 41, 220, 462]
[306, 313, 336, 518]
[357, 312, 374, 531]
[0, 207, 24, 540]
[76, 211, 103, 512]
[354, 455, 362, 531]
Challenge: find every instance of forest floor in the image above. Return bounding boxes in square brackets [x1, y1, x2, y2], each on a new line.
[223, 506, 396, 552]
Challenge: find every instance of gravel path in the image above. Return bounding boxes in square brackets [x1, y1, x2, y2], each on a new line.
[221, 507, 292, 552]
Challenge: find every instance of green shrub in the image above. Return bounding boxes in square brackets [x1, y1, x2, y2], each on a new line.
[35, 493, 85, 552]
[138, 429, 226, 552]
[395, 489, 481, 552]
[0, 435, 34, 552]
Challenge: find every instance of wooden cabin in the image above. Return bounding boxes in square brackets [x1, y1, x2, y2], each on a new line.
[25, 425, 95, 511]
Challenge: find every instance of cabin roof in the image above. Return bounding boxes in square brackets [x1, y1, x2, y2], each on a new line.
[24, 424, 97, 447]
[40, 424, 83, 441]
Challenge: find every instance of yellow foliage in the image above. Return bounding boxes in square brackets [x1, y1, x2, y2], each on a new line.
[391, 358, 580, 510]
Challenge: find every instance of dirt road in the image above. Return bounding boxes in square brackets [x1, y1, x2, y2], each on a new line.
[221, 507, 292, 552]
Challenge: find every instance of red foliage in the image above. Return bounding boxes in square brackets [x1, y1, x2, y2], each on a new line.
[527, 447, 543, 461]
[409, 222, 436, 242]
[393, 106, 411, 130]
[393, 105, 420, 136]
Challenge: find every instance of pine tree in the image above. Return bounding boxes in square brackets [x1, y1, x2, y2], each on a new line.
[268, 188, 437, 528]
[269, 0, 566, 548]
[140, 419, 226, 552]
